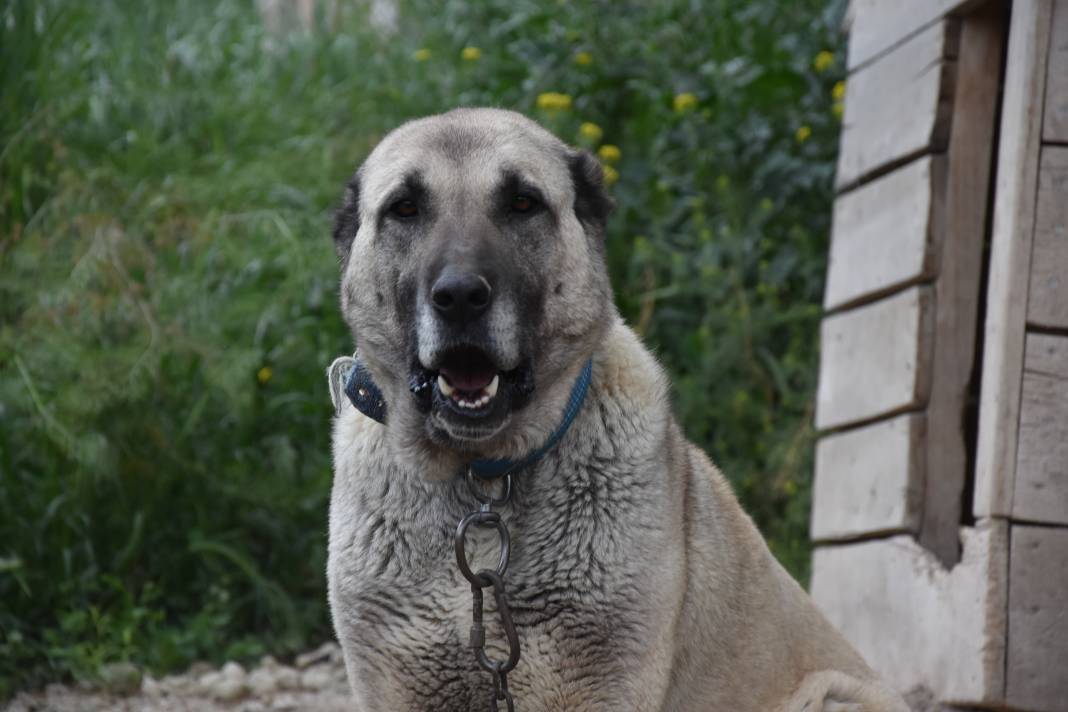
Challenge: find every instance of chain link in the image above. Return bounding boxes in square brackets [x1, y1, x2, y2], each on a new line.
[455, 471, 521, 711]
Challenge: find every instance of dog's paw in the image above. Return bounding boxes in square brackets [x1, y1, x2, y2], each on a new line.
[821, 703, 864, 712]
[780, 670, 909, 712]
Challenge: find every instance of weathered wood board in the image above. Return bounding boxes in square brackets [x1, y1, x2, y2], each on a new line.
[1027, 147, 1068, 330]
[816, 286, 933, 431]
[918, 3, 1006, 565]
[1013, 333, 1068, 525]
[811, 413, 924, 541]
[845, 0, 980, 71]
[1024, 330, 1068, 380]
[824, 156, 945, 311]
[837, 22, 958, 189]
[1006, 525, 1068, 712]
[811, 520, 1008, 704]
[1043, 0, 1068, 143]
[974, 0, 1055, 519]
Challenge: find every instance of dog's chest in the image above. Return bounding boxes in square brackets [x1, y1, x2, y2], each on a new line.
[328, 458, 660, 711]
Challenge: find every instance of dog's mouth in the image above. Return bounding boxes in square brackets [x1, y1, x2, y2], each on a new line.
[410, 345, 534, 433]
[435, 345, 501, 414]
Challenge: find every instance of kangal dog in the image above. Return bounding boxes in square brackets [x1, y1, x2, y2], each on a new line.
[327, 108, 907, 712]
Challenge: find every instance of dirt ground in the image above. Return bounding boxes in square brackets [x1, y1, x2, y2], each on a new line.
[3, 643, 355, 712]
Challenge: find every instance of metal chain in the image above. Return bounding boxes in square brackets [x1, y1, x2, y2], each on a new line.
[454, 469, 521, 711]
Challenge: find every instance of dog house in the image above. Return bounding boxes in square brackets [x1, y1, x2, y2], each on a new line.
[810, 1, 1068, 710]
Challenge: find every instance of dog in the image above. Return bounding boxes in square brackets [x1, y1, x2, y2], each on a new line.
[326, 108, 908, 711]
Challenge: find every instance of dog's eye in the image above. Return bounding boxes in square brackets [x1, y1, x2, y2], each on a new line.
[511, 195, 538, 214]
[389, 199, 418, 219]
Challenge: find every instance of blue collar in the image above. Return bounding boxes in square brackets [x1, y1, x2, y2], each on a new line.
[335, 357, 594, 480]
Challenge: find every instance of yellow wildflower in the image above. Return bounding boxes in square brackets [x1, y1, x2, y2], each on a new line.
[813, 50, 834, 72]
[673, 92, 698, 113]
[579, 122, 603, 143]
[831, 80, 846, 101]
[574, 51, 593, 66]
[602, 164, 620, 186]
[461, 46, 481, 61]
[257, 366, 273, 384]
[597, 144, 621, 164]
[795, 125, 812, 143]
[832, 101, 844, 119]
[536, 92, 572, 112]
[413, 48, 431, 62]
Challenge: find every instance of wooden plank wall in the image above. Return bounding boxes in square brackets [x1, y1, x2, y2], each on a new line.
[811, 414, 925, 540]
[816, 286, 933, 430]
[1028, 149, 1068, 330]
[813, 2, 1006, 704]
[835, 22, 958, 190]
[816, 3, 1003, 562]
[812, 1, 1068, 710]
[973, 0, 1053, 521]
[1044, 0, 1068, 143]
[1006, 526, 1068, 710]
[919, 6, 1005, 562]
[811, 521, 1008, 703]
[846, 0, 983, 70]
[824, 157, 945, 310]
[988, 3, 1068, 709]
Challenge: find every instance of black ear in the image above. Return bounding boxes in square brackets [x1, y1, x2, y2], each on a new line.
[568, 150, 614, 231]
[332, 173, 361, 264]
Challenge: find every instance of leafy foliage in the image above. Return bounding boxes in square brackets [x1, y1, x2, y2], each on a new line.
[0, 0, 845, 696]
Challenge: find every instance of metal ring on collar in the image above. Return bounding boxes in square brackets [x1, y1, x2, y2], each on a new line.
[465, 469, 512, 507]
[454, 511, 511, 585]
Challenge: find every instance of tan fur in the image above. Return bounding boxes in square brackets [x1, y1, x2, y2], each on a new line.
[327, 109, 908, 711]
[590, 324, 907, 711]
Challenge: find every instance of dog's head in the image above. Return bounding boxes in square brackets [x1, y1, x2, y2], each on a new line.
[332, 108, 614, 472]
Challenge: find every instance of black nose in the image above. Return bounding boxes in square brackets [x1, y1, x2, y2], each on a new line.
[431, 269, 492, 324]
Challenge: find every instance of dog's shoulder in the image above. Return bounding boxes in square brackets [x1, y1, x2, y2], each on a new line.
[594, 319, 671, 410]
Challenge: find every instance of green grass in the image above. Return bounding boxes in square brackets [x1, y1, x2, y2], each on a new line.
[0, 0, 845, 697]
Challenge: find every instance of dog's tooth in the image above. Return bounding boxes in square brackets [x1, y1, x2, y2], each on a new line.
[485, 374, 499, 399]
[438, 375, 455, 397]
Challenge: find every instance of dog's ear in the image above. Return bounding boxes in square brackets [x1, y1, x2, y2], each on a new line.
[332, 172, 361, 264]
[568, 150, 614, 232]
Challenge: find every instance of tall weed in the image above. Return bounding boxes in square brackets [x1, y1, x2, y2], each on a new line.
[0, 0, 845, 695]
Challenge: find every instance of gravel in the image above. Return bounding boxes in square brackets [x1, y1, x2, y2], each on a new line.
[3, 643, 353, 712]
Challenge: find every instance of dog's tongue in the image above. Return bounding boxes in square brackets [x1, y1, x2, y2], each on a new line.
[439, 365, 496, 393]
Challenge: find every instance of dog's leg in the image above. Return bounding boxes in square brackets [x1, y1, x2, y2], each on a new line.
[778, 670, 910, 712]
